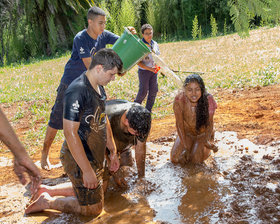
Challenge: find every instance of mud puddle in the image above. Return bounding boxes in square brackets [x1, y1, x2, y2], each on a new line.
[0, 131, 279, 224]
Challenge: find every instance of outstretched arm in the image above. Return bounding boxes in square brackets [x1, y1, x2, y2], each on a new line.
[173, 97, 188, 149]
[204, 94, 217, 148]
[135, 140, 146, 177]
[0, 108, 41, 193]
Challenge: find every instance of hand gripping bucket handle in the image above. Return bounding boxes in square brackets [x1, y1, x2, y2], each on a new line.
[112, 27, 151, 73]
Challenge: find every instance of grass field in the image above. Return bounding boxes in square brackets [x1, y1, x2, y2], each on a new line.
[0, 26, 279, 151]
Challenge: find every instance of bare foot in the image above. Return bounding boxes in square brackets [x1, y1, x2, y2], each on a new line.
[30, 185, 50, 202]
[25, 192, 51, 214]
[41, 153, 52, 170]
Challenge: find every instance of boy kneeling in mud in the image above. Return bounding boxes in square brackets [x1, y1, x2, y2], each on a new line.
[103, 99, 151, 190]
[25, 49, 122, 216]
[171, 74, 218, 165]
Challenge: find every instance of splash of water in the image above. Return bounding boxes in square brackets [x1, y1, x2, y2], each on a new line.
[152, 54, 183, 86]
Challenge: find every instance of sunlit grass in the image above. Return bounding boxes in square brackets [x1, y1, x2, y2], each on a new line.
[0, 26, 279, 149]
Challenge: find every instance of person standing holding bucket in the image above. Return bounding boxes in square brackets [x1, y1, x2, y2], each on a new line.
[41, 6, 136, 170]
[134, 24, 160, 112]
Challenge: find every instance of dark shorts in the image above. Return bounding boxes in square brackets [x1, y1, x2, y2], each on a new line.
[60, 143, 103, 206]
[48, 82, 69, 130]
[103, 148, 133, 181]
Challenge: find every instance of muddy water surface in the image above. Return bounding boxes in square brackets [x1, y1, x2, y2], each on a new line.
[0, 131, 279, 223]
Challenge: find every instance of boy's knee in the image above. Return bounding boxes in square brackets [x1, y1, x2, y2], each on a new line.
[81, 202, 103, 216]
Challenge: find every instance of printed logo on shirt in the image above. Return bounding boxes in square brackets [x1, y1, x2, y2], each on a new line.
[90, 47, 96, 57]
[85, 106, 106, 132]
[70, 100, 80, 113]
[80, 47, 85, 54]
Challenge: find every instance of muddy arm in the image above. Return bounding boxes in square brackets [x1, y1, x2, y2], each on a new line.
[173, 98, 188, 149]
[203, 94, 217, 148]
[105, 115, 119, 172]
[135, 139, 146, 177]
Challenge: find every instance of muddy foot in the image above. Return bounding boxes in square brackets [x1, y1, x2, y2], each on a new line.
[25, 192, 51, 214]
[41, 154, 52, 171]
[30, 185, 50, 202]
[41, 154, 62, 170]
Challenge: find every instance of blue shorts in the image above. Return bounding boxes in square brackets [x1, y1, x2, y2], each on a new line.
[48, 82, 69, 130]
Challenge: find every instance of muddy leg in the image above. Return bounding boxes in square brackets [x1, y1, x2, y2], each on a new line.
[171, 136, 192, 164]
[190, 140, 211, 163]
[41, 125, 58, 170]
[31, 182, 75, 202]
[26, 192, 103, 216]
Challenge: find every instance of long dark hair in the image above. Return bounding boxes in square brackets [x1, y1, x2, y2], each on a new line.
[183, 74, 209, 132]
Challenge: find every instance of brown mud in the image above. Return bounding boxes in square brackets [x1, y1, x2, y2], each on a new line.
[0, 84, 280, 223]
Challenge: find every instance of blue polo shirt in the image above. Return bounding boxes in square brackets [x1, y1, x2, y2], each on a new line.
[61, 29, 119, 85]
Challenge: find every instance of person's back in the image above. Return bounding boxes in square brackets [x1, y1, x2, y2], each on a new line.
[103, 99, 151, 190]
[106, 99, 139, 152]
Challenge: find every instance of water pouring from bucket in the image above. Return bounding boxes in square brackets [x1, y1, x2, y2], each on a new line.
[152, 53, 183, 86]
[112, 27, 183, 87]
[112, 27, 151, 73]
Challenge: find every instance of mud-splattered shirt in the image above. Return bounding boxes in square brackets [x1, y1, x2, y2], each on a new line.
[61, 72, 107, 169]
[105, 99, 148, 153]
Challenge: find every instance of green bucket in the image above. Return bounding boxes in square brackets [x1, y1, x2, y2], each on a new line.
[112, 27, 151, 73]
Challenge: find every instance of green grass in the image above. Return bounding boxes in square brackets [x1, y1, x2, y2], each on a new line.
[0, 26, 279, 149]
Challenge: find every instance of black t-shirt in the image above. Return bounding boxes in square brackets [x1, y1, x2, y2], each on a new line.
[105, 99, 148, 153]
[62, 72, 107, 169]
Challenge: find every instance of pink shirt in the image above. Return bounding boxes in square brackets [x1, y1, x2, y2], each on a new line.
[207, 94, 217, 115]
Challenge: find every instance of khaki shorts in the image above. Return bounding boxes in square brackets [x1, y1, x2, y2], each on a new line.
[60, 145, 104, 206]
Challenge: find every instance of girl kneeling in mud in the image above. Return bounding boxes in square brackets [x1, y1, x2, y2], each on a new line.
[171, 74, 218, 165]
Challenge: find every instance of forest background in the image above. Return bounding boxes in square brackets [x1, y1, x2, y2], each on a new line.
[0, 0, 279, 66]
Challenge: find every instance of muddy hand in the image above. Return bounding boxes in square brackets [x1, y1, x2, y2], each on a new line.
[113, 167, 128, 188]
[82, 169, 98, 189]
[205, 141, 218, 152]
[109, 153, 120, 173]
[14, 158, 41, 194]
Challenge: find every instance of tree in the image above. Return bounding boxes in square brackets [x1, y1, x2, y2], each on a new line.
[210, 14, 218, 37]
[228, 0, 280, 36]
[22, 0, 94, 55]
[192, 15, 199, 40]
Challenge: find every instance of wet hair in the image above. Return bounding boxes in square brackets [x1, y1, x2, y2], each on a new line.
[89, 48, 123, 73]
[126, 105, 151, 141]
[141, 24, 153, 34]
[87, 6, 106, 21]
[183, 74, 209, 132]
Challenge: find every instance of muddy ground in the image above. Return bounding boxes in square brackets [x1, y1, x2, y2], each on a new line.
[0, 84, 280, 223]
